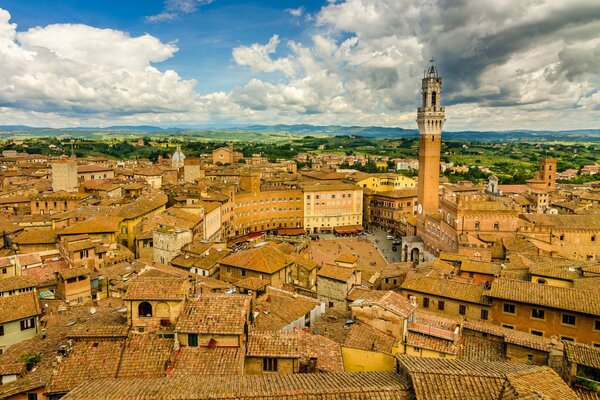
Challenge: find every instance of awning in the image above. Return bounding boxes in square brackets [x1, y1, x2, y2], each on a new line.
[228, 235, 249, 245]
[334, 226, 358, 234]
[277, 228, 305, 236]
[248, 232, 264, 239]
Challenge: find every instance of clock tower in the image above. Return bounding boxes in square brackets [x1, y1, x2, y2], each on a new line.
[417, 63, 445, 225]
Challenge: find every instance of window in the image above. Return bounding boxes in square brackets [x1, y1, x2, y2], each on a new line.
[531, 308, 545, 320]
[527, 354, 534, 363]
[0, 325, 3, 336]
[423, 297, 430, 308]
[263, 357, 278, 372]
[1, 268, 6, 274]
[562, 314, 576, 326]
[328, 301, 334, 308]
[438, 300, 445, 311]
[27, 394, 37, 400]
[502, 324, 515, 330]
[138, 302, 153, 317]
[20, 318, 35, 330]
[493, 222, 499, 230]
[80, 249, 88, 259]
[481, 310, 489, 320]
[559, 234, 564, 241]
[561, 336, 574, 342]
[241, 270, 246, 277]
[188, 334, 198, 347]
[503, 303, 516, 314]
[459, 305, 466, 316]
[475, 221, 480, 230]
[595, 320, 600, 331]
[530, 330, 544, 337]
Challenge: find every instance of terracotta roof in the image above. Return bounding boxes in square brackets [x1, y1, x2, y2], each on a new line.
[116, 334, 174, 378]
[67, 312, 129, 339]
[400, 276, 489, 305]
[13, 229, 57, 244]
[247, 330, 300, 358]
[397, 355, 576, 400]
[0, 291, 40, 324]
[46, 338, 126, 394]
[59, 217, 122, 235]
[406, 331, 458, 355]
[58, 266, 90, 280]
[347, 288, 416, 318]
[175, 294, 251, 335]
[218, 242, 292, 274]
[462, 319, 555, 352]
[317, 263, 355, 282]
[528, 263, 582, 281]
[124, 276, 190, 301]
[77, 164, 113, 173]
[0, 275, 37, 293]
[564, 341, 600, 369]
[0, 362, 26, 376]
[520, 214, 600, 230]
[235, 276, 269, 291]
[171, 346, 244, 377]
[61, 372, 410, 399]
[487, 278, 600, 316]
[335, 253, 359, 264]
[295, 328, 344, 373]
[460, 260, 502, 276]
[254, 290, 321, 331]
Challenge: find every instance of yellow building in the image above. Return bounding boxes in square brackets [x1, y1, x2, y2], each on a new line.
[346, 172, 416, 192]
[302, 182, 363, 234]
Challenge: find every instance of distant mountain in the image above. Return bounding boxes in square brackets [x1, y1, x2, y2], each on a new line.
[0, 124, 599, 141]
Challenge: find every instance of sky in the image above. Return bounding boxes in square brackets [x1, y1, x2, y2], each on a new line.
[0, 0, 599, 131]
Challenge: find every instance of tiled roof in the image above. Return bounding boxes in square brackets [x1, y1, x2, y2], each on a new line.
[400, 276, 489, 305]
[295, 328, 344, 373]
[397, 355, 576, 400]
[175, 294, 251, 335]
[58, 266, 90, 280]
[116, 334, 174, 378]
[528, 264, 581, 281]
[0, 291, 40, 324]
[564, 341, 600, 369]
[59, 217, 122, 235]
[0, 362, 26, 376]
[218, 242, 292, 274]
[236, 276, 269, 291]
[67, 312, 129, 339]
[317, 263, 355, 282]
[0, 275, 37, 292]
[46, 339, 126, 394]
[347, 288, 416, 318]
[254, 290, 320, 331]
[61, 372, 411, 399]
[462, 319, 555, 352]
[487, 278, 600, 316]
[405, 331, 457, 355]
[502, 367, 579, 400]
[247, 330, 300, 358]
[123, 276, 190, 301]
[335, 253, 359, 264]
[171, 346, 244, 377]
[13, 229, 57, 244]
[460, 260, 502, 276]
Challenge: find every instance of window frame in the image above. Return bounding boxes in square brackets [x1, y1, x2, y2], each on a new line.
[502, 303, 516, 315]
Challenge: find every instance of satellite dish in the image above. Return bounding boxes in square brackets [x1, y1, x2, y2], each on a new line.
[89, 307, 97, 314]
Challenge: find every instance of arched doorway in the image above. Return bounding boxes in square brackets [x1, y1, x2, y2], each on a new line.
[411, 248, 420, 262]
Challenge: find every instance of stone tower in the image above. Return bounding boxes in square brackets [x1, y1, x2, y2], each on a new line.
[417, 63, 445, 222]
[51, 159, 78, 192]
[539, 158, 557, 190]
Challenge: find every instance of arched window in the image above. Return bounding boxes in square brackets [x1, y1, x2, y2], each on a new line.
[138, 302, 152, 317]
[431, 91, 437, 107]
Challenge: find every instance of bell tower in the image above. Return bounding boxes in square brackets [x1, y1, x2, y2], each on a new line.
[417, 62, 445, 223]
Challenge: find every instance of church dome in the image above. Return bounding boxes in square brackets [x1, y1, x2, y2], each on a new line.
[172, 145, 185, 162]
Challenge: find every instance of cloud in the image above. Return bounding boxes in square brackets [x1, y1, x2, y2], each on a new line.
[1, 1, 600, 130]
[146, 0, 215, 23]
[0, 9, 198, 120]
[232, 35, 296, 76]
[286, 7, 303, 17]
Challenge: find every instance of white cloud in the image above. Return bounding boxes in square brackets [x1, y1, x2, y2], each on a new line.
[0, 9, 198, 121]
[146, 0, 215, 23]
[286, 7, 303, 17]
[232, 35, 296, 76]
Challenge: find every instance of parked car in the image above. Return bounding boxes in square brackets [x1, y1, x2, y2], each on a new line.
[386, 235, 394, 240]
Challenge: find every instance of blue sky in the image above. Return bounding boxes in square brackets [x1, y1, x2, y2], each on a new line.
[0, 0, 598, 130]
